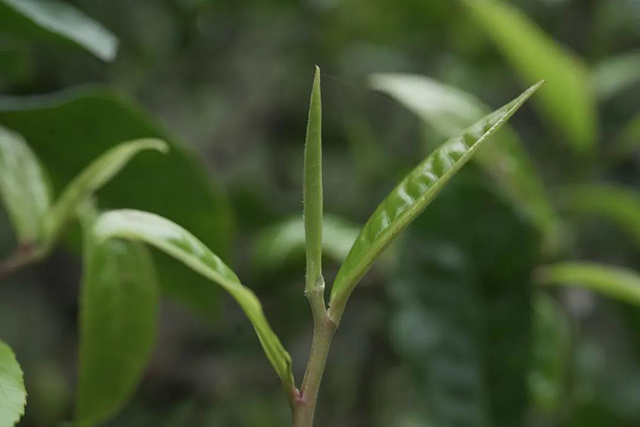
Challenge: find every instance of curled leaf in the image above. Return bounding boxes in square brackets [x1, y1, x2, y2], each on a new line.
[76, 204, 159, 427]
[44, 139, 168, 249]
[92, 209, 294, 389]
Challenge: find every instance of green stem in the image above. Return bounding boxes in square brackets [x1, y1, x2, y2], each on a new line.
[293, 285, 337, 427]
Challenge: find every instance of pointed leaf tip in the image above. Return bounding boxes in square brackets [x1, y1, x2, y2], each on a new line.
[329, 83, 540, 321]
[43, 138, 170, 249]
[304, 63, 324, 292]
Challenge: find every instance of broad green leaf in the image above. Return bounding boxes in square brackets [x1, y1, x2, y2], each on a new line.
[329, 82, 542, 318]
[304, 66, 323, 292]
[592, 52, 640, 101]
[370, 73, 559, 249]
[0, 340, 26, 426]
[558, 184, 640, 250]
[76, 204, 159, 427]
[0, 0, 118, 61]
[43, 139, 167, 249]
[529, 293, 571, 413]
[0, 124, 51, 244]
[389, 178, 538, 427]
[92, 209, 294, 388]
[0, 88, 234, 319]
[461, 0, 597, 153]
[609, 114, 640, 162]
[253, 215, 360, 272]
[538, 262, 640, 306]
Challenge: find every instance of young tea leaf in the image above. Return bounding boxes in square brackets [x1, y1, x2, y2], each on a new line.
[329, 82, 542, 320]
[43, 139, 168, 250]
[76, 204, 159, 427]
[92, 209, 294, 389]
[462, 0, 597, 153]
[304, 66, 324, 292]
[0, 89, 234, 319]
[0, 0, 118, 61]
[0, 125, 51, 244]
[537, 262, 640, 307]
[370, 73, 559, 250]
[0, 340, 26, 426]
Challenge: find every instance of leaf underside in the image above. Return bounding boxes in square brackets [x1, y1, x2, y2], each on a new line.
[92, 209, 294, 388]
[0, 0, 118, 61]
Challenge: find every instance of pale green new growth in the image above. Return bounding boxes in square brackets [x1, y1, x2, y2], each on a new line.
[0, 340, 26, 426]
[44, 139, 168, 249]
[0, 125, 51, 243]
[538, 262, 640, 307]
[304, 66, 324, 294]
[92, 209, 294, 391]
[370, 73, 559, 250]
[329, 81, 543, 323]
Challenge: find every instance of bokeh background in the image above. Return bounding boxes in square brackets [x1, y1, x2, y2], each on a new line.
[1, 0, 640, 426]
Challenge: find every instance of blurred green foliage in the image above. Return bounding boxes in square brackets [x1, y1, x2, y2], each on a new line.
[0, 0, 639, 426]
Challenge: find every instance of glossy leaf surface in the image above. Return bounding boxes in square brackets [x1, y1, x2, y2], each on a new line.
[330, 82, 541, 316]
[44, 139, 167, 249]
[253, 215, 359, 272]
[389, 178, 538, 427]
[0, 88, 234, 318]
[538, 262, 640, 307]
[304, 66, 323, 291]
[370, 73, 559, 248]
[0, 124, 51, 244]
[93, 209, 294, 387]
[77, 206, 159, 427]
[0, 0, 118, 61]
[462, 0, 597, 153]
[0, 340, 26, 426]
